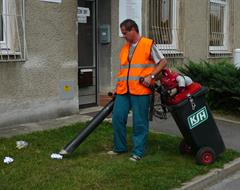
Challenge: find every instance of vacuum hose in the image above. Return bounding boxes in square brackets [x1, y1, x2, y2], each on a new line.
[59, 95, 115, 155]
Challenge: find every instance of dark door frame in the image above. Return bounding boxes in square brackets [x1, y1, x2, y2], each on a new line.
[78, 0, 98, 108]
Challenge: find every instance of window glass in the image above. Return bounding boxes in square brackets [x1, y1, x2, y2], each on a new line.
[209, 0, 229, 51]
[150, 0, 173, 44]
[0, 0, 3, 41]
[0, 0, 26, 61]
[209, 1, 226, 46]
[149, 0, 182, 56]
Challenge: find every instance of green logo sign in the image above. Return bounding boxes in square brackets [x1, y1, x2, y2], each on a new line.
[187, 106, 208, 129]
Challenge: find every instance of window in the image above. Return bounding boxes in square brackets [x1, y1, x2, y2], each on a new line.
[0, 0, 3, 42]
[0, 0, 5, 43]
[149, 0, 182, 57]
[209, 0, 229, 53]
[0, 0, 12, 51]
[0, 0, 26, 61]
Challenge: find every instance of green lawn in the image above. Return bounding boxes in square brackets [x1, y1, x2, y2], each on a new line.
[0, 122, 239, 190]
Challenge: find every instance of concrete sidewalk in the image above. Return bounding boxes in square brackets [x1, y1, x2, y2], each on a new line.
[0, 106, 102, 138]
[0, 106, 240, 190]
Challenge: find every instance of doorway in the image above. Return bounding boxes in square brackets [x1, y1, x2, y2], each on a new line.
[78, 0, 97, 108]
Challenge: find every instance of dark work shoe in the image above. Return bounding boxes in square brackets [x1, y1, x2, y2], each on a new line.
[129, 155, 141, 161]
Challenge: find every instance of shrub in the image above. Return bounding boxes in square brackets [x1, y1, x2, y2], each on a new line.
[177, 60, 240, 113]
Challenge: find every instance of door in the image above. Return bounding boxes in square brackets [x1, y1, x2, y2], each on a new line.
[78, 0, 97, 108]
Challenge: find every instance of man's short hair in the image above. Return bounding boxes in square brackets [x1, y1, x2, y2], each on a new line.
[120, 19, 139, 33]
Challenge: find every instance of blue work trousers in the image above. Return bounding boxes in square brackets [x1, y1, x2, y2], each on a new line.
[112, 94, 150, 157]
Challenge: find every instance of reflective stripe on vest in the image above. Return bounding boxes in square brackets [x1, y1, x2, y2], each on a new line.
[120, 63, 155, 69]
[115, 76, 141, 83]
[116, 37, 155, 95]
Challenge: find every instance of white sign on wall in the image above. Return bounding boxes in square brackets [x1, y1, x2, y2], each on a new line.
[119, 0, 142, 36]
[77, 7, 90, 23]
[40, 0, 62, 3]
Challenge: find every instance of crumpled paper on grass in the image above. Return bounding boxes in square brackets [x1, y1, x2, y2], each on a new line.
[16, 140, 28, 149]
[51, 153, 63, 160]
[3, 156, 14, 164]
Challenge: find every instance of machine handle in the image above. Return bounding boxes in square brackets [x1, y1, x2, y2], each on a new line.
[139, 77, 155, 91]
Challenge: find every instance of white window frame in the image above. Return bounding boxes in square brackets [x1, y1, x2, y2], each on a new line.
[209, 0, 229, 52]
[0, 0, 13, 51]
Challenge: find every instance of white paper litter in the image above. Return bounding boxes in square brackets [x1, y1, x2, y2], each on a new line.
[51, 153, 63, 160]
[16, 140, 28, 149]
[3, 156, 14, 164]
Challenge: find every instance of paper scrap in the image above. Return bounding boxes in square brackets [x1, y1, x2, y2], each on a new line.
[3, 156, 14, 164]
[16, 141, 28, 149]
[51, 153, 63, 160]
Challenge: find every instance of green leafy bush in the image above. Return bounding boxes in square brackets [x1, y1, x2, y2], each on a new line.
[177, 60, 240, 113]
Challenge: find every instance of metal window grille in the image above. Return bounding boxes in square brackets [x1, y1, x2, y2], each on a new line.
[149, 0, 183, 58]
[208, 0, 231, 57]
[0, 0, 26, 62]
[209, 3, 224, 46]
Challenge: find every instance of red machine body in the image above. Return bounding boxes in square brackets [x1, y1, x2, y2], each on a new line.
[160, 68, 179, 90]
[160, 68, 202, 105]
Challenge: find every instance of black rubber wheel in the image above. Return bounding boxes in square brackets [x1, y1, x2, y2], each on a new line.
[179, 139, 192, 154]
[196, 147, 216, 165]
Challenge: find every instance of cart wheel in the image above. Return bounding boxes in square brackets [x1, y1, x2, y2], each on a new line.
[179, 139, 192, 154]
[196, 147, 216, 165]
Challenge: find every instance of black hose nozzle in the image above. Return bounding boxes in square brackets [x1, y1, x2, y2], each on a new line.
[139, 77, 155, 91]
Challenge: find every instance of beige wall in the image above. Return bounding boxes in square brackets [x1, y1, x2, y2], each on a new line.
[183, 0, 209, 61]
[234, 0, 240, 49]
[0, 0, 78, 127]
[183, 0, 239, 62]
[110, 0, 123, 89]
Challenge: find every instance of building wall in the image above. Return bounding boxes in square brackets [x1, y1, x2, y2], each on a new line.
[183, 0, 209, 61]
[234, 0, 240, 49]
[98, 0, 112, 93]
[110, 0, 124, 89]
[1, 0, 240, 127]
[0, 0, 78, 127]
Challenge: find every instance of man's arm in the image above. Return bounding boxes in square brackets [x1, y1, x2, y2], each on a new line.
[144, 44, 167, 84]
[151, 58, 167, 76]
[144, 58, 167, 84]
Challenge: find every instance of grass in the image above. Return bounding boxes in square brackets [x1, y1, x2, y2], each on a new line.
[0, 122, 239, 190]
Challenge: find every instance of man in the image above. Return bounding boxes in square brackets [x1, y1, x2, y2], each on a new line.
[108, 19, 167, 161]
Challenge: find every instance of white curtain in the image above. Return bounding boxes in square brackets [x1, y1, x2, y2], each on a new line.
[8, 0, 19, 52]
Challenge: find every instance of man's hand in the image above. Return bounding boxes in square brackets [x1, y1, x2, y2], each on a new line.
[108, 89, 116, 97]
[144, 75, 152, 85]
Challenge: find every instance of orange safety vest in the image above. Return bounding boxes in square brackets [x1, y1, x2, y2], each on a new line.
[116, 37, 155, 95]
